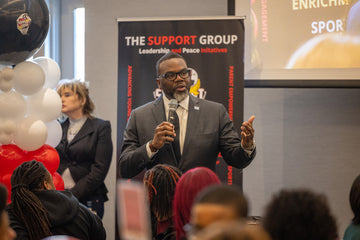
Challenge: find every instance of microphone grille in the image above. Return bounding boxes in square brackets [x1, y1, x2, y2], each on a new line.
[169, 99, 178, 110]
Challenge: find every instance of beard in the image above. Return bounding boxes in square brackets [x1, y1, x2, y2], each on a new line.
[174, 89, 189, 102]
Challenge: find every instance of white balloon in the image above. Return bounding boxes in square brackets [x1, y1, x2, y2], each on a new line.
[45, 120, 62, 147]
[0, 90, 26, 120]
[0, 67, 14, 92]
[27, 88, 62, 122]
[33, 57, 61, 89]
[0, 80, 12, 93]
[13, 61, 45, 96]
[15, 116, 47, 151]
[0, 118, 16, 145]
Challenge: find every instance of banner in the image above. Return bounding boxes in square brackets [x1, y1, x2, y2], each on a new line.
[117, 17, 245, 186]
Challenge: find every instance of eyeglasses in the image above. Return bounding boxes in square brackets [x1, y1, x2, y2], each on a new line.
[158, 69, 191, 81]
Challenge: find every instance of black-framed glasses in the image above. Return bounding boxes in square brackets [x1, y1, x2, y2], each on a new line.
[158, 69, 191, 81]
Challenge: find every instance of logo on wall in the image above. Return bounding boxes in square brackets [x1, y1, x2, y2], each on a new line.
[152, 67, 207, 99]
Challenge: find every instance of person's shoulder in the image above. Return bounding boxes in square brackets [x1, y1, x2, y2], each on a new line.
[191, 95, 224, 109]
[88, 117, 111, 127]
[132, 98, 161, 113]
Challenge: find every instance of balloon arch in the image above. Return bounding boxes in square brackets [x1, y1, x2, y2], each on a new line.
[0, 0, 64, 202]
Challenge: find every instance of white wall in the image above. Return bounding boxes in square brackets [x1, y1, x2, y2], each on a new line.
[243, 88, 360, 239]
[85, 0, 360, 239]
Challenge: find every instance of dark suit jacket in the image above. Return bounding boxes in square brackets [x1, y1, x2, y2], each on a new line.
[56, 118, 113, 203]
[119, 94, 255, 178]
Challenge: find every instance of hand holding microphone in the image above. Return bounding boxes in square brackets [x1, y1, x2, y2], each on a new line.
[149, 99, 178, 151]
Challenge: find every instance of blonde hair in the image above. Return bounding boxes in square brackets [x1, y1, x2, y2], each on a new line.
[57, 79, 95, 118]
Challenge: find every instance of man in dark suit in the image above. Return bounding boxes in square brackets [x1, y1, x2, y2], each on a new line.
[118, 52, 255, 179]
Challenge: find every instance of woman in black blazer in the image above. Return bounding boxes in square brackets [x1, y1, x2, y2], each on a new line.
[56, 79, 113, 219]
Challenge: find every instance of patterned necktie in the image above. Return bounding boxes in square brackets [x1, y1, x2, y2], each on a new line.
[172, 107, 181, 162]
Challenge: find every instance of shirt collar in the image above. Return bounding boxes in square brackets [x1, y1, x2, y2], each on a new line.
[163, 94, 189, 112]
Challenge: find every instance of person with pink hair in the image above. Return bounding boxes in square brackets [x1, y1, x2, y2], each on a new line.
[173, 167, 221, 240]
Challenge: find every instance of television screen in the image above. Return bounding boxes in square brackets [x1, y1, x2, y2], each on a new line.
[244, 0, 360, 85]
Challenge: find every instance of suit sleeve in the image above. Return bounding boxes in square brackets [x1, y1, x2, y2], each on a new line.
[71, 120, 113, 200]
[118, 110, 152, 178]
[218, 105, 256, 169]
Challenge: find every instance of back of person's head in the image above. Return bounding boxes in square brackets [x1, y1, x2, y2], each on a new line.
[190, 184, 248, 235]
[194, 184, 248, 218]
[173, 167, 221, 240]
[56, 79, 94, 117]
[191, 221, 272, 240]
[350, 174, 360, 224]
[0, 184, 16, 240]
[262, 189, 338, 240]
[10, 160, 53, 240]
[143, 164, 182, 221]
[156, 51, 186, 75]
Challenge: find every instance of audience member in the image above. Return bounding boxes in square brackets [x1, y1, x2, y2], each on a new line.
[173, 167, 221, 240]
[7, 160, 106, 240]
[344, 174, 360, 240]
[262, 189, 338, 240]
[0, 184, 16, 240]
[190, 221, 271, 240]
[144, 164, 182, 240]
[56, 79, 113, 219]
[188, 184, 248, 237]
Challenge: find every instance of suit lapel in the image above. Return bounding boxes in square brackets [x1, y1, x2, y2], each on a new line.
[68, 118, 94, 146]
[183, 95, 201, 154]
[60, 119, 70, 147]
[151, 95, 166, 124]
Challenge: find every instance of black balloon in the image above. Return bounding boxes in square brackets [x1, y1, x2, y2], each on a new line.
[0, 0, 49, 65]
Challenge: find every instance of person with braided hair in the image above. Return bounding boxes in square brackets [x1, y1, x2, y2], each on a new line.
[143, 164, 182, 240]
[0, 184, 16, 240]
[6, 160, 106, 240]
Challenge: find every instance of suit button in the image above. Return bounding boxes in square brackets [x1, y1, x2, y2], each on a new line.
[71, 161, 77, 166]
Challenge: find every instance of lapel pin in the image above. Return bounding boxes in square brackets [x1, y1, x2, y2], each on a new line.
[194, 106, 199, 110]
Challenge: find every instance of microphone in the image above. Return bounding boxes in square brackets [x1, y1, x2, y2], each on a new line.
[168, 99, 178, 125]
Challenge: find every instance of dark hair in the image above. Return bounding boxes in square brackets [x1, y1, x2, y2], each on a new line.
[194, 184, 248, 219]
[350, 174, 360, 224]
[143, 164, 182, 221]
[262, 189, 338, 240]
[193, 221, 272, 240]
[0, 183, 7, 224]
[10, 160, 52, 240]
[57, 79, 95, 118]
[156, 52, 186, 76]
[173, 167, 221, 240]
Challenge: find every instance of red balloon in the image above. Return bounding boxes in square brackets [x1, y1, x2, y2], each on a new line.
[52, 172, 64, 191]
[27, 144, 60, 174]
[0, 144, 27, 176]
